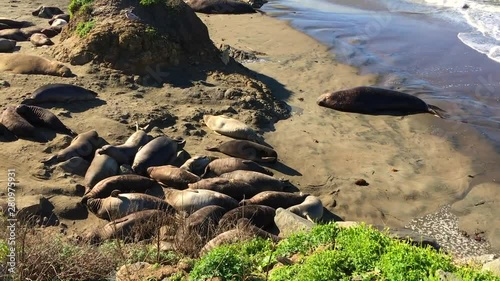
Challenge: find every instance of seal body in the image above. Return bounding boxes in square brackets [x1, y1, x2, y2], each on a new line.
[32, 6, 64, 18]
[84, 151, 119, 191]
[202, 157, 273, 178]
[317, 86, 442, 116]
[185, 0, 256, 14]
[86, 193, 174, 220]
[0, 106, 38, 139]
[218, 205, 276, 231]
[132, 136, 185, 175]
[42, 130, 100, 164]
[188, 177, 258, 201]
[220, 170, 286, 192]
[86, 210, 170, 244]
[147, 165, 200, 189]
[0, 38, 16, 52]
[287, 195, 324, 222]
[180, 155, 218, 176]
[97, 130, 151, 165]
[207, 140, 277, 163]
[82, 174, 163, 202]
[240, 191, 309, 209]
[15, 105, 75, 135]
[22, 84, 98, 105]
[203, 115, 259, 141]
[29, 33, 53, 46]
[0, 29, 26, 41]
[164, 188, 239, 214]
[0, 54, 73, 77]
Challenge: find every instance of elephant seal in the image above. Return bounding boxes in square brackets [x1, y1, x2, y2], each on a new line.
[203, 115, 259, 141]
[202, 157, 273, 178]
[220, 170, 288, 192]
[0, 19, 32, 28]
[0, 54, 73, 77]
[174, 205, 227, 251]
[15, 105, 75, 136]
[0, 38, 16, 52]
[84, 151, 119, 191]
[317, 86, 444, 117]
[0, 106, 41, 140]
[180, 155, 218, 176]
[0, 29, 27, 41]
[42, 130, 100, 164]
[147, 165, 200, 189]
[132, 136, 185, 175]
[40, 27, 60, 38]
[164, 188, 239, 214]
[207, 140, 277, 163]
[86, 210, 171, 244]
[97, 130, 151, 165]
[32, 6, 64, 18]
[86, 193, 174, 221]
[240, 191, 309, 209]
[188, 178, 258, 201]
[218, 205, 276, 231]
[48, 14, 70, 24]
[30, 33, 53, 46]
[287, 195, 324, 222]
[50, 19, 68, 28]
[185, 0, 256, 14]
[82, 174, 163, 203]
[22, 84, 98, 105]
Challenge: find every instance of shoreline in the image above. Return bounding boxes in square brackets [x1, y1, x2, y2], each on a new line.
[0, 0, 498, 259]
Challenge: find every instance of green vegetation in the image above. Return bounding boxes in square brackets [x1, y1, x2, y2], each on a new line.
[69, 0, 94, 17]
[140, 0, 166, 5]
[75, 20, 96, 37]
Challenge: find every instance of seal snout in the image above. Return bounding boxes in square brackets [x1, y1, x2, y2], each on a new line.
[316, 94, 328, 106]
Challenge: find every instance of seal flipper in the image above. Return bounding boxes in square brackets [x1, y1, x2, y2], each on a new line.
[205, 146, 220, 152]
[428, 104, 446, 119]
[20, 98, 35, 105]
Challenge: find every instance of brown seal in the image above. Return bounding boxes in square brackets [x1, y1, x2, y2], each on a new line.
[147, 165, 201, 189]
[0, 54, 73, 77]
[202, 157, 273, 178]
[86, 209, 171, 244]
[164, 188, 239, 214]
[15, 105, 75, 136]
[220, 170, 288, 192]
[29, 33, 54, 46]
[86, 192, 174, 221]
[82, 174, 163, 203]
[42, 130, 100, 164]
[0, 105, 42, 140]
[84, 151, 119, 191]
[180, 155, 218, 176]
[206, 140, 277, 163]
[317, 86, 444, 117]
[132, 136, 185, 175]
[218, 205, 276, 231]
[185, 0, 256, 14]
[0, 29, 27, 41]
[240, 191, 309, 209]
[188, 178, 259, 201]
[97, 130, 151, 165]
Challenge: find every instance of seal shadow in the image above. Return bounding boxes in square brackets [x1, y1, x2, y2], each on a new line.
[319, 208, 344, 223]
[263, 161, 302, 176]
[33, 99, 107, 113]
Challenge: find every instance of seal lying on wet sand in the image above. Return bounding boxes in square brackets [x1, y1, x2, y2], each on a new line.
[317, 86, 444, 117]
[0, 54, 73, 77]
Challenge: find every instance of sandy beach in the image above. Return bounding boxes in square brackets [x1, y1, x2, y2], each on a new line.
[0, 0, 499, 260]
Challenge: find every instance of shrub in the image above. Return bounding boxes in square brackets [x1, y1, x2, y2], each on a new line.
[75, 20, 95, 37]
[274, 223, 338, 258]
[68, 0, 94, 17]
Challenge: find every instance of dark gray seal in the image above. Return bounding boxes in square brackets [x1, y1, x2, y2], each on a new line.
[185, 0, 256, 14]
[15, 105, 75, 136]
[206, 140, 277, 163]
[0, 19, 32, 28]
[42, 130, 100, 164]
[317, 86, 444, 117]
[97, 130, 151, 165]
[85, 210, 171, 244]
[202, 157, 273, 178]
[0, 38, 16, 52]
[218, 204, 276, 231]
[147, 165, 201, 189]
[188, 178, 258, 201]
[240, 191, 309, 209]
[31, 6, 64, 18]
[132, 136, 185, 175]
[82, 174, 163, 203]
[86, 192, 174, 221]
[21, 84, 98, 105]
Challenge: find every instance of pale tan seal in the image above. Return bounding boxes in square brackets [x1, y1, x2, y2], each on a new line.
[219, 170, 288, 192]
[29, 33, 54, 47]
[187, 177, 258, 201]
[147, 165, 201, 189]
[206, 139, 277, 163]
[0, 54, 73, 77]
[180, 155, 218, 176]
[287, 195, 324, 222]
[164, 188, 239, 214]
[84, 150, 119, 191]
[202, 157, 273, 178]
[97, 130, 151, 165]
[203, 115, 259, 141]
[42, 130, 100, 164]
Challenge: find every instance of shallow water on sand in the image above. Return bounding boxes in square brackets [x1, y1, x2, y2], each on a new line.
[262, 0, 500, 144]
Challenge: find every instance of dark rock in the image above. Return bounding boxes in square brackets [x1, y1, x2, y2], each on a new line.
[274, 208, 315, 238]
[354, 179, 369, 186]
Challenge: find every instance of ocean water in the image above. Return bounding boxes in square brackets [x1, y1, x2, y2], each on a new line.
[262, 0, 500, 143]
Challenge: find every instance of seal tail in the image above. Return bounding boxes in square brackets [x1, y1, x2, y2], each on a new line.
[205, 146, 220, 152]
[428, 104, 446, 119]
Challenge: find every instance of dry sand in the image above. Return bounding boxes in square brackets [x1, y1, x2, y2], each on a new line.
[0, 0, 498, 258]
